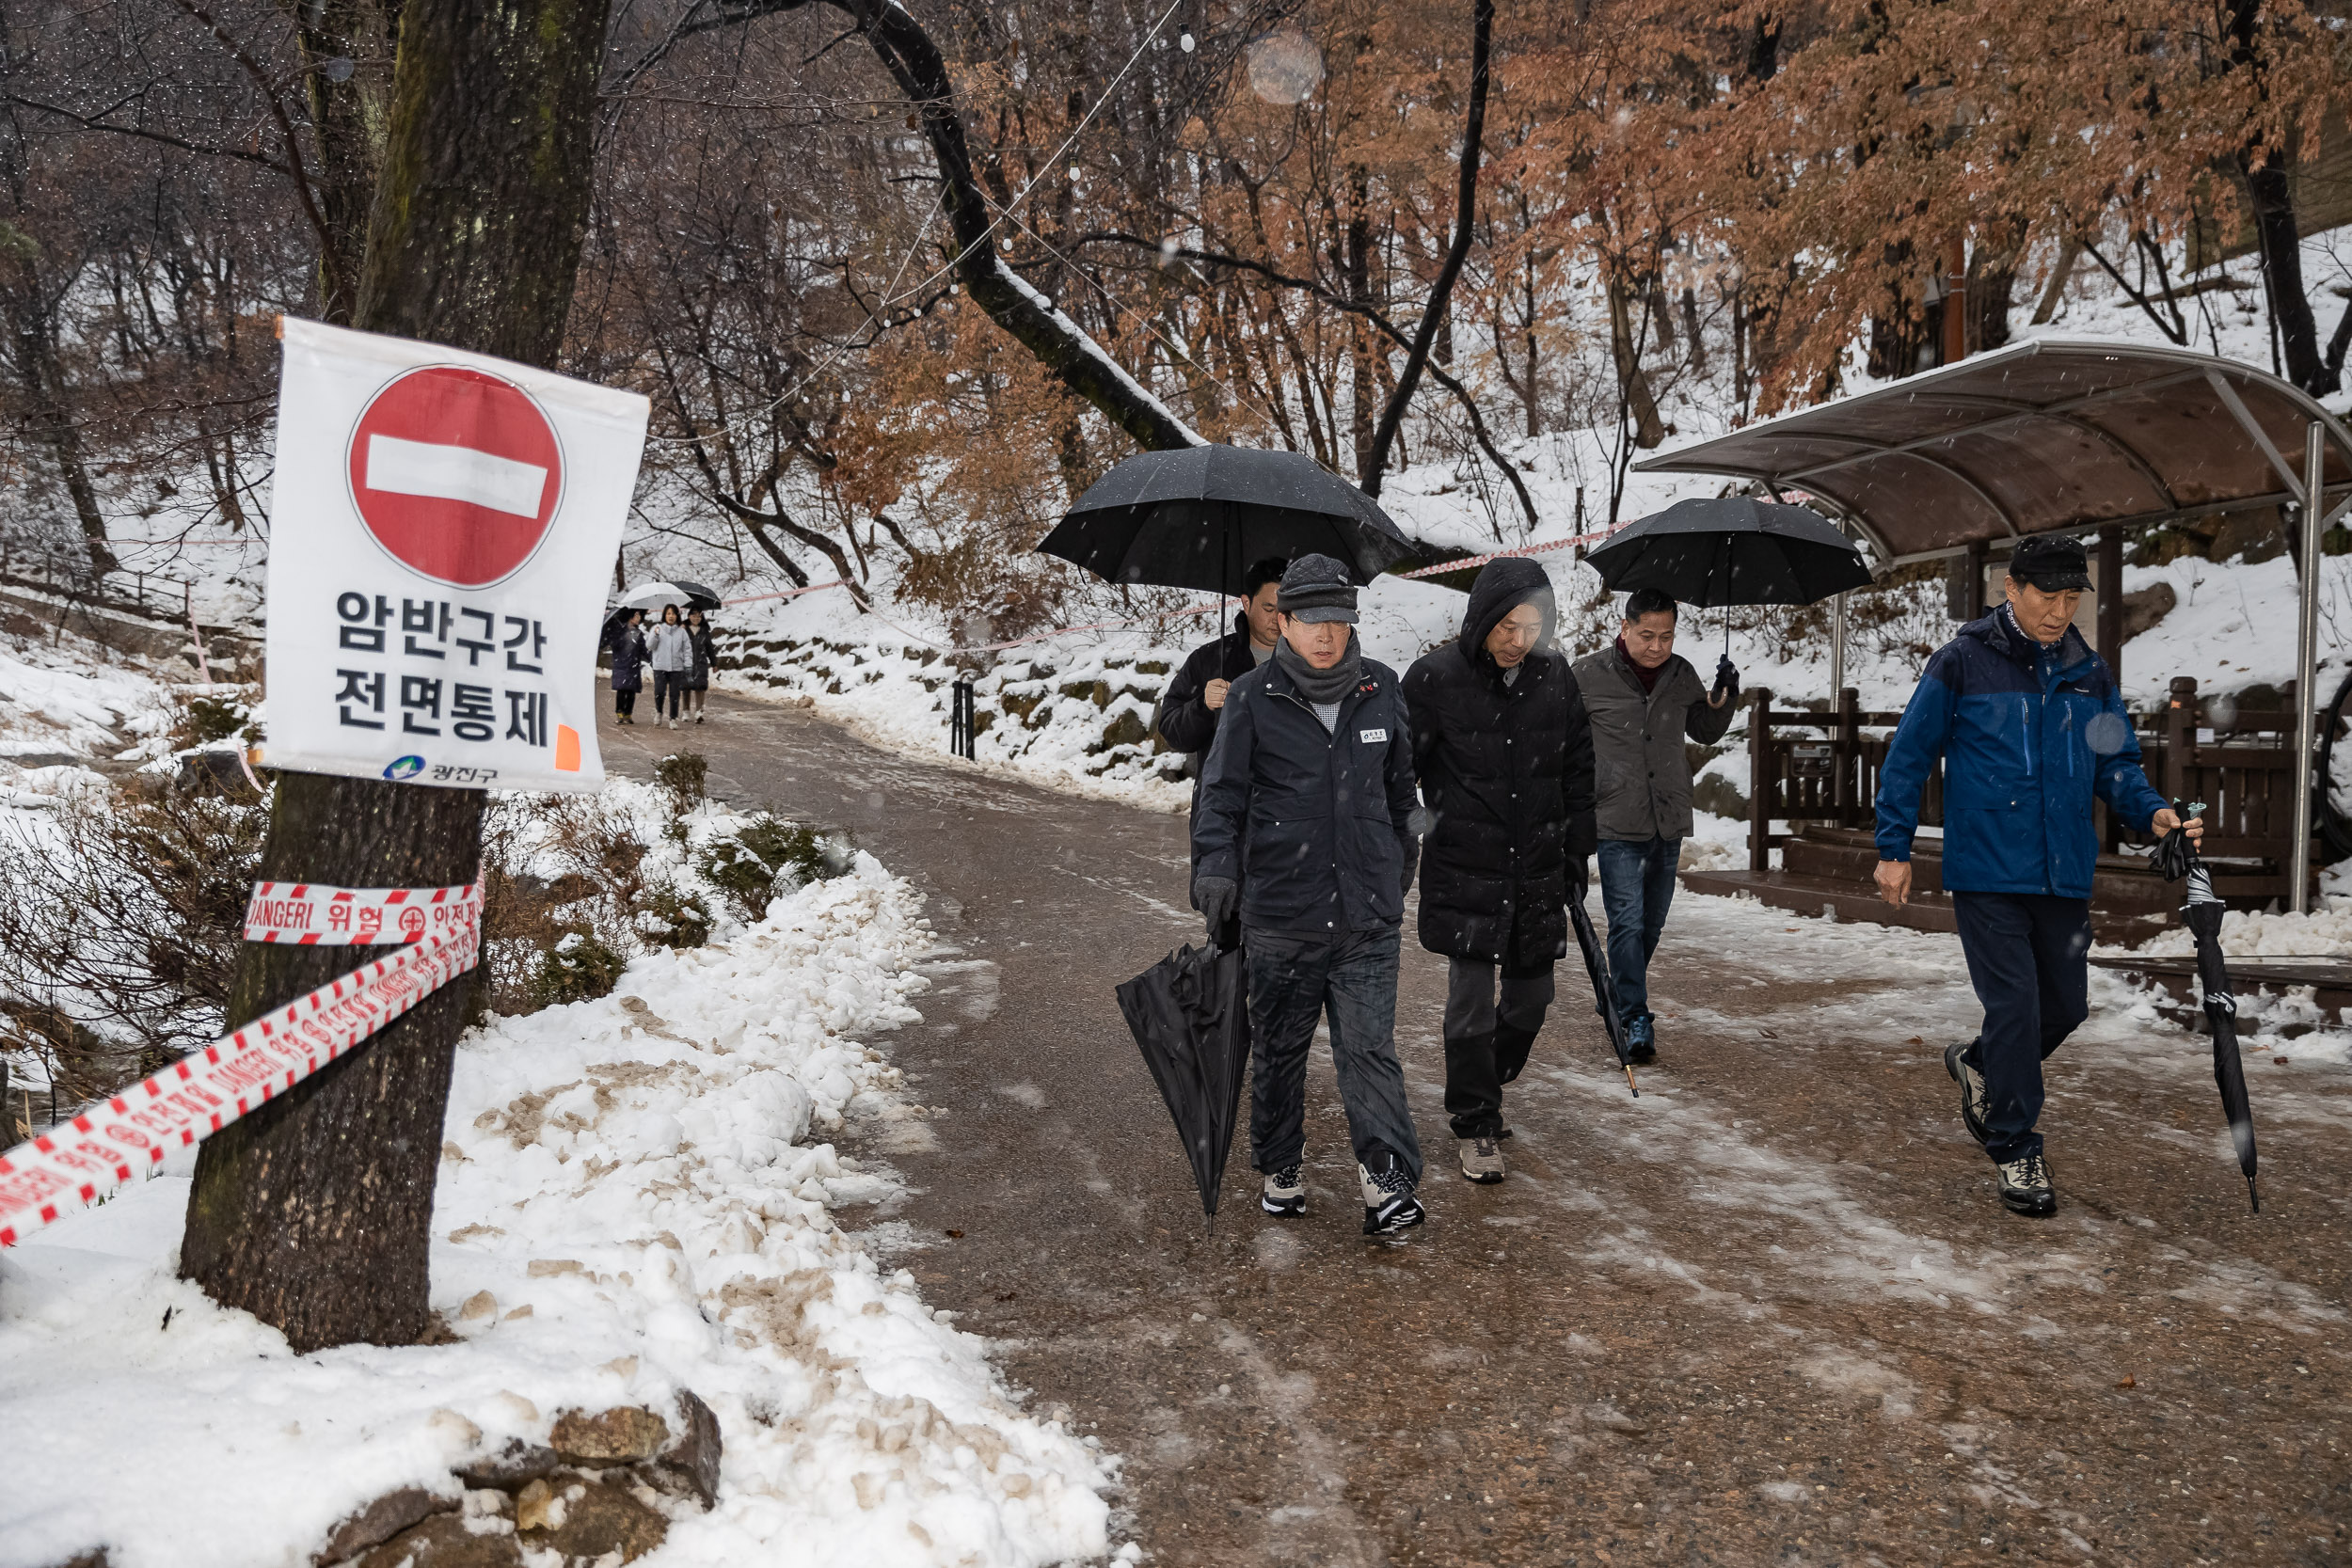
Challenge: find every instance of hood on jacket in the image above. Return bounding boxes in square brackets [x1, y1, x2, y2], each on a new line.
[1458, 557, 1556, 665]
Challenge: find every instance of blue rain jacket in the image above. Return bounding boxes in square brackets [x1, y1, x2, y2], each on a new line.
[1874, 608, 2167, 898]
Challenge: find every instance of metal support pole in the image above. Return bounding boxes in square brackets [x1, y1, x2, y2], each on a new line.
[1828, 590, 1848, 701]
[2290, 421, 2325, 914]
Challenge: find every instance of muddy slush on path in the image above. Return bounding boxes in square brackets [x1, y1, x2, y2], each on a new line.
[603, 693, 2351, 1567]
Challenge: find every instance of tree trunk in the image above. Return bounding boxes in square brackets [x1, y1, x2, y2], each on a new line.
[284, 0, 392, 322]
[1345, 180, 1375, 484]
[1363, 0, 1491, 498]
[181, 0, 612, 1354]
[2241, 153, 2329, 394]
[1606, 272, 1665, 449]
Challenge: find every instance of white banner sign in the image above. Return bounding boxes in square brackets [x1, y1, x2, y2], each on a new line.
[262, 318, 648, 792]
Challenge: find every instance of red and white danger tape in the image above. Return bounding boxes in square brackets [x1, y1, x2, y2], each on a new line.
[0, 880, 483, 1247]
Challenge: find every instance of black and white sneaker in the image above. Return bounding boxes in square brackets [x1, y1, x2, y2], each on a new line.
[1994, 1151, 2056, 1217]
[1261, 1165, 1306, 1217]
[1945, 1040, 1992, 1147]
[1359, 1156, 1426, 1236]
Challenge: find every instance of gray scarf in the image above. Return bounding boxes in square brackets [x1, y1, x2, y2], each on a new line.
[1274, 632, 1362, 704]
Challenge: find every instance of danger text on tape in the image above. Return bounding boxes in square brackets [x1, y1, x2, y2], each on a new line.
[0, 880, 483, 1247]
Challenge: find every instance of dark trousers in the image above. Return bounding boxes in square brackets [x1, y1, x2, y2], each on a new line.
[652, 670, 685, 720]
[1244, 924, 1422, 1184]
[614, 688, 638, 716]
[1597, 835, 1679, 1021]
[1442, 958, 1554, 1138]
[1952, 892, 2091, 1164]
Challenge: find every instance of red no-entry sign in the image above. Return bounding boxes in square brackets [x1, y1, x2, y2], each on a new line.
[345, 365, 564, 588]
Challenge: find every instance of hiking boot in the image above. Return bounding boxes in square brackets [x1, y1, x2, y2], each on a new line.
[1359, 1155, 1425, 1236]
[1261, 1164, 1306, 1217]
[1457, 1135, 1505, 1184]
[1946, 1040, 1992, 1147]
[1994, 1151, 2056, 1217]
[1626, 1012, 1657, 1065]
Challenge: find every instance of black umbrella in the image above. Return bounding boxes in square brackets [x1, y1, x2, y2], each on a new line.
[1586, 496, 1872, 609]
[2153, 812, 2260, 1212]
[1115, 942, 1252, 1224]
[1039, 444, 1417, 594]
[1567, 883, 1639, 1098]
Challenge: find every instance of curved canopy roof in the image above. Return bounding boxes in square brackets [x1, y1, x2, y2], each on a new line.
[1636, 340, 2352, 566]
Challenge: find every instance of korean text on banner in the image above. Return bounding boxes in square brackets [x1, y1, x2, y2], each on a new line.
[262, 317, 649, 793]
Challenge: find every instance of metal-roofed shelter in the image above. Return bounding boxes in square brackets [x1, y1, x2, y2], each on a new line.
[1637, 339, 2352, 912]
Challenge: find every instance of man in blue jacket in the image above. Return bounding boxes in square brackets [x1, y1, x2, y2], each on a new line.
[1875, 533, 2201, 1217]
[1193, 554, 1426, 1236]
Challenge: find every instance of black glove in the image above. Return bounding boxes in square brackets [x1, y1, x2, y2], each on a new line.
[1195, 875, 1238, 942]
[1568, 853, 1591, 900]
[1712, 654, 1740, 704]
[1399, 843, 1419, 899]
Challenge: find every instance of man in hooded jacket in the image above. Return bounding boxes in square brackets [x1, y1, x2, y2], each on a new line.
[1404, 558, 1597, 1184]
[1192, 554, 1427, 1236]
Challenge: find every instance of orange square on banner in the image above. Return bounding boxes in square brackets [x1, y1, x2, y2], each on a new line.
[554, 725, 581, 771]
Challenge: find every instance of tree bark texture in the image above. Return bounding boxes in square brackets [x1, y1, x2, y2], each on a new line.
[182, 0, 612, 1353]
[1363, 0, 1490, 499]
[284, 0, 394, 323]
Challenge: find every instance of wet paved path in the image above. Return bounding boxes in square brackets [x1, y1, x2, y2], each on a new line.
[602, 694, 2352, 1567]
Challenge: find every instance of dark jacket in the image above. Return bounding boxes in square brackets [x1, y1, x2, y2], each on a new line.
[1572, 645, 1734, 841]
[1192, 643, 1420, 935]
[1876, 608, 2165, 897]
[609, 625, 646, 693]
[687, 623, 714, 689]
[1404, 562, 1597, 968]
[1156, 612, 1268, 771]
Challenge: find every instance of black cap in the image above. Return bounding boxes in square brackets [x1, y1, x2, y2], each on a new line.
[2008, 533, 2090, 593]
[1276, 553, 1359, 624]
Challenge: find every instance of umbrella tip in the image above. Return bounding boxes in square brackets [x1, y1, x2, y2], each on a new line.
[1625, 1066, 1641, 1098]
[2247, 1178, 2260, 1214]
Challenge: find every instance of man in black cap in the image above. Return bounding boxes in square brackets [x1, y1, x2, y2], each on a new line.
[1875, 531, 2201, 1217]
[1192, 553, 1427, 1236]
[1405, 557, 1597, 1184]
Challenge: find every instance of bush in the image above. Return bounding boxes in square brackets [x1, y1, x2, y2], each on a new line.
[633, 883, 712, 951]
[183, 694, 253, 746]
[654, 751, 707, 806]
[695, 814, 853, 920]
[523, 930, 628, 1009]
[0, 769, 266, 1097]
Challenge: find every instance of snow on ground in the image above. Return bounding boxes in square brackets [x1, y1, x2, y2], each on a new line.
[0, 855, 1122, 1568]
[0, 625, 183, 763]
[1560, 888, 2352, 1317]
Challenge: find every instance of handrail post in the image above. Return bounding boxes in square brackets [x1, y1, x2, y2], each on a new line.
[2291, 420, 2325, 913]
[1748, 687, 1772, 873]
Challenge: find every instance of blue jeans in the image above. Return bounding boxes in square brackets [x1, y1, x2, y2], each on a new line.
[1952, 892, 2091, 1164]
[1596, 836, 1679, 1022]
[1243, 924, 1422, 1184]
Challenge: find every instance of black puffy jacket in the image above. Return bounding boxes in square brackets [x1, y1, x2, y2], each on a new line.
[1403, 559, 1597, 968]
[1192, 642, 1419, 935]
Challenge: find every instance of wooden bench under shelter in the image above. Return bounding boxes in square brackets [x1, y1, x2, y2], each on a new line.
[1626, 339, 2352, 940]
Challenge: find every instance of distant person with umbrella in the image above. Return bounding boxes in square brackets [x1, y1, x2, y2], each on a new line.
[1192, 555, 1426, 1236]
[608, 608, 647, 725]
[1874, 533, 2201, 1217]
[1572, 589, 1737, 1063]
[685, 606, 715, 724]
[646, 603, 693, 729]
[1405, 558, 1597, 1184]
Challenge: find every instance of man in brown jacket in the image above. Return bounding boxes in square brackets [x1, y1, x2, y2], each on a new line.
[1570, 588, 1736, 1060]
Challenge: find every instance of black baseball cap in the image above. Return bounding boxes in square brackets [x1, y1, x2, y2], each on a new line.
[1276, 553, 1359, 624]
[2008, 534, 2090, 593]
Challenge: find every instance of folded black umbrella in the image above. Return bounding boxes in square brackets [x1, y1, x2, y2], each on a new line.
[2153, 816, 2260, 1212]
[1567, 887, 1639, 1098]
[1587, 496, 1871, 608]
[1039, 444, 1417, 594]
[1115, 942, 1252, 1223]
